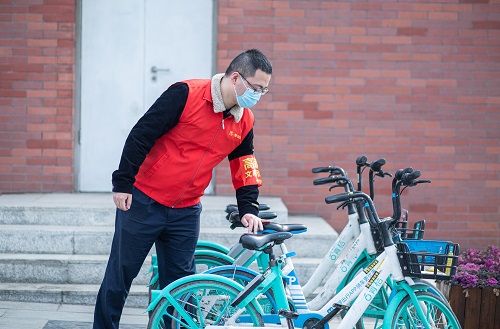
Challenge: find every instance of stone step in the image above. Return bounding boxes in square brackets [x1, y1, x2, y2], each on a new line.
[0, 258, 323, 308]
[0, 257, 325, 309]
[0, 193, 288, 227]
[0, 193, 338, 306]
[0, 254, 152, 285]
[0, 283, 149, 308]
[0, 253, 322, 286]
[0, 217, 337, 257]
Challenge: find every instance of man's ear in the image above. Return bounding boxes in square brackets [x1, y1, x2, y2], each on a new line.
[229, 71, 239, 84]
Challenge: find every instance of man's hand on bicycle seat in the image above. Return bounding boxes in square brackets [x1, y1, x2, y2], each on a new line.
[241, 213, 270, 234]
[113, 192, 132, 211]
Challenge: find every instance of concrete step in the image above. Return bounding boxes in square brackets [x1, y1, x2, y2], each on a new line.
[0, 256, 324, 309]
[0, 217, 337, 257]
[0, 254, 152, 285]
[0, 193, 288, 227]
[0, 193, 337, 306]
[0, 283, 149, 308]
[0, 253, 322, 286]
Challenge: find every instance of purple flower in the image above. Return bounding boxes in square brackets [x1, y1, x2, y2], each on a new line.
[451, 245, 500, 288]
[460, 263, 481, 272]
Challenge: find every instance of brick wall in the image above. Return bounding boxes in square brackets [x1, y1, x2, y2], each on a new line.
[1, 1, 498, 250]
[0, 0, 76, 191]
[214, 0, 500, 249]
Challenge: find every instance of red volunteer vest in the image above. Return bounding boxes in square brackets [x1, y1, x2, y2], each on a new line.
[134, 79, 261, 208]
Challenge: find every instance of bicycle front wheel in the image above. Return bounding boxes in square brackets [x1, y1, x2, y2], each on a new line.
[148, 279, 264, 329]
[390, 291, 461, 329]
[148, 252, 234, 309]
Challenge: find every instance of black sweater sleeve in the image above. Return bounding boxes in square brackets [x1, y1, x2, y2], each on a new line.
[112, 82, 189, 193]
[228, 128, 260, 217]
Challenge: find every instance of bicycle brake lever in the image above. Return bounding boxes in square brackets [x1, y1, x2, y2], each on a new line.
[375, 171, 392, 178]
[414, 179, 431, 185]
[336, 200, 350, 210]
[329, 182, 347, 191]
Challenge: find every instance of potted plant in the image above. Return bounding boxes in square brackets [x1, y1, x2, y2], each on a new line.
[447, 245, 500, 329]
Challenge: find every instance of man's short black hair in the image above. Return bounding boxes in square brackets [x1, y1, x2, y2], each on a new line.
[225, 49, 273, 78]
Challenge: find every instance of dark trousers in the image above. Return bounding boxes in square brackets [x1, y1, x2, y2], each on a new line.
[93, 187, 201, 329]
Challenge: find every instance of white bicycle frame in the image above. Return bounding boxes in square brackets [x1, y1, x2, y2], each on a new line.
[288, 216, 378, 311]
[209, 241, 419, 329]
[301, 211, 361, 298]
[222, 206, 379, 312]
[225, 207, 365, 302]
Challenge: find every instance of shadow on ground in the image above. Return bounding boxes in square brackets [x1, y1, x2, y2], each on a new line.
[43, 320, 143, 329]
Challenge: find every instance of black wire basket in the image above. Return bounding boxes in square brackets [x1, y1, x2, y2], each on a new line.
[397, 241, 460, 280]
[394, 219, 426, 240]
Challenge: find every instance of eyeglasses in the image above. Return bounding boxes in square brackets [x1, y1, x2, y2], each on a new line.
[238, 72, 269, 95]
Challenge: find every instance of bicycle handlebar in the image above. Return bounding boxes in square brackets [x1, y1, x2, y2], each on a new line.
[227, 211, 277, 223]
[224, 203, 270, 214]
[311, 166, 345, 176]
[356, 155, 368, 167]
[401, 170, 421, 185]
[394, 167, 413, 181]
[369, 158, 386, 173]
[313, 176, 354, 191]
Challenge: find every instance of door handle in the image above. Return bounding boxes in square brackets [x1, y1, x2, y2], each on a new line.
[151, 66, 170, 81]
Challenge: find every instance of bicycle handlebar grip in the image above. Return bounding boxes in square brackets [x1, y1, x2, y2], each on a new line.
[258, 211, 278, 220]
[356, 155, 367, 166]
[230, 221, 246, 229]
[224, 203, 271, 214]
[401, 170, 421, 185]
[227, 211, 277, 223]
[395, 167, 413, 180]
[325, 192, 353, 204]
[313, 176, 336, 185]
[370, 158, 386, 172]
[311, 166, 343, 175]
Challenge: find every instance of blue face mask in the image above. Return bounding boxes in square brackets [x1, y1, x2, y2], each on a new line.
[234, 78, 261, 108]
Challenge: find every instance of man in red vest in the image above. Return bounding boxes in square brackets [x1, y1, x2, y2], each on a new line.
[93, 49, 273, 329]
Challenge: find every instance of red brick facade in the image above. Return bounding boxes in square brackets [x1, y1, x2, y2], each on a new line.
[1, 0, 75, 191]
[1, 1, 499, 249]
[214, 0, 500, 249]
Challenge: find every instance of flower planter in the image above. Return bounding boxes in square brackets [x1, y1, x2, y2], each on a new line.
[448, 284, 500, 329]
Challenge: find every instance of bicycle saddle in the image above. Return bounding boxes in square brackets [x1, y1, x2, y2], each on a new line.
[239, 231, 293, 250]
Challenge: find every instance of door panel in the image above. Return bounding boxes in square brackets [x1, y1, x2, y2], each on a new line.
[79, 0, 213, 192]
[144, 0, 214, 108]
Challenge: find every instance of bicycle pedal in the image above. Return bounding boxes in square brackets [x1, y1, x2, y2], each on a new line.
[332, 303, 350, 311]
[278, 309, 299, 319]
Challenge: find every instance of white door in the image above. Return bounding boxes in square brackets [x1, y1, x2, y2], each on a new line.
[79, 0, 214, 192]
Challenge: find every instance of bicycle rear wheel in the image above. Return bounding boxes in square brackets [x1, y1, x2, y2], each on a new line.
[148, 279, 264, 329]
[389, 291, 460, 329]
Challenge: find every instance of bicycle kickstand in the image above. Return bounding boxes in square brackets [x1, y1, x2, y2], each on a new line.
[278, 309, 299, 329]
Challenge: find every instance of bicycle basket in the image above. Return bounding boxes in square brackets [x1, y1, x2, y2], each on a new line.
[395, 219, 425, 240]
[397, 241, 459, 280]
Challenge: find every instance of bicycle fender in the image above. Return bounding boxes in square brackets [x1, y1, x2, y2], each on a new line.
[194, 249, 235, 264]
[146, 273, 264, 314]
[203, 265, 260, 276]
[382, 285, 426, 329]
[196, 240, 230, 254]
